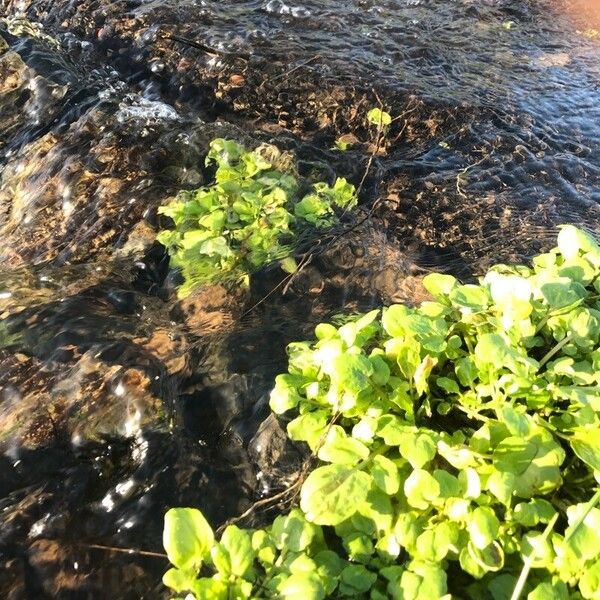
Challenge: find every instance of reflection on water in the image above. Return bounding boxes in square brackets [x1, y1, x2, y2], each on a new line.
[1, 0, 600, 596]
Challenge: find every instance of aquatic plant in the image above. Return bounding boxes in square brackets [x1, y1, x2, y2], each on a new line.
[157, 139, 357, 297]
[366, 108, 392, 128]
[163, 225, 600, 599]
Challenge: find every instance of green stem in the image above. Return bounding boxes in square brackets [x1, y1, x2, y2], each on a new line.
[537, 333, 573, 370]
[510, 488, 600, 600]
[509, 512, 559, 600]
[564, 488, 600, 544]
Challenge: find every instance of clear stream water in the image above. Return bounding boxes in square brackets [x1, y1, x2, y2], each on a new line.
[0, 0, 599, 597]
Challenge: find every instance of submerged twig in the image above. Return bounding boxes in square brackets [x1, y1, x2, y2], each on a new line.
[164, 32, 250, 60]
[76, 542, 167, 560]
[258, 55, 322, 90]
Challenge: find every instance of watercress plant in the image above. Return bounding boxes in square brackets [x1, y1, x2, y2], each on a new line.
[157, 139, 357, 297]
[163, 225, 600, 599]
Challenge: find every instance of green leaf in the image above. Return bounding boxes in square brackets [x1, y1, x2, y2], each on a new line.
[467, 506, 500, 550]
[340, 564, 377, 594]
[331, 353, 374, 395]
[422, 273, 457, 299]
[449, 284, 490, 309]
[565, 504, 600, 561]
[579, 559, 600, 599]
[269, 374, 304, 414]
[277, 573, 326, 600]
[334, 138, 351, 151]
[404, 469, 441, 510]
[570, 428, 600, 472]
[487, 470, 515, 505]
[287, 411, 328, 450]
[433, 469, 462, 498]
[513, 499, 556, 527]
[557, 225, 600, 260]
[397, 563, 447, 600]
[370, 454, 400, 495]
[314, 550, 345, 594]
[528, 580, 569, 600]
[271, 508, 319, 552]
[192, 577, 228, 600]
[281, 256, 298, 274]
[415, 522, 453, 562]
[163, 508, 214, 571]
[367, 108, 392, 127]
[356, 488, 394, 534]
[493, 431, 565, 497]
[399, 433, 437, 469]
[488, 574, 518, 600]
[459, 467, 482, 498]
[467, 540, 504, 572]
[162, 567, 197, 593]
[499, 406, 531, 437]
[318, 425, 370, 465]
[343, 532, 374, 563]
[376, 415, 416, 446]
[540, 280, 587, 309]
[300, 464, 372, 525]
[213, 525, 253, 577]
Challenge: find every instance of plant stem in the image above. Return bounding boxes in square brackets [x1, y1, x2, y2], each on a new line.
[538, 333, 573, 369]
[510, 488, 600, 600]
[564, 488, 600, 543]
[509, 512, 559, 600]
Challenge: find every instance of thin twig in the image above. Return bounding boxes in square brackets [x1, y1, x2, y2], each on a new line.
[456, 152, 490, 198]
[357, 91, 386, 195]
[164, 32, 250, 60]
[216, 477, 304, 535]
[77, 543, 167, 560]
[258, 55, 322, 90]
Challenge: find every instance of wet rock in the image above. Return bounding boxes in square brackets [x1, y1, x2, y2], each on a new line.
[0, 42, 69, 155]
[535, 52, 571, 68]
[0, 558, 26, 600]
[176, 283, 248, 336]
[0, 62, 249, 270]
[248, 413, 304, 488]
[28, 539, 90, 597]
[0, 351, 166, 451]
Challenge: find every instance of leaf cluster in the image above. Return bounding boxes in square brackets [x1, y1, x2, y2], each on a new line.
[163, 226, 600, 599]
[157, 139, 357, 297]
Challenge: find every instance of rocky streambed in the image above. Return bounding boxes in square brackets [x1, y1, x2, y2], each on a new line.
[1, 0, 600, 597]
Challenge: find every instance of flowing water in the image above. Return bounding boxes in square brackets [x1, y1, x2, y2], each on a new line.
[0, 0, 599, 597]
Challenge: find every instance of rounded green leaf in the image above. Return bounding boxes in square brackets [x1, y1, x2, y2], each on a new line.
[340, 564, 377, 594]
[278, 573, 325, 600]
[162, 567, 197, 594]
[492, 432, 564, 497]
[404, 469, 441, 510]
[468, 506, 500, 550]
[579, 559, 600, 599]
[370, 455, 400, 495]
[423, 273, 457, 299]
[271, 508, 319, 552]
[331, 353, 374, 395]
[367, 107, 392, 127]
[318, 426, 370, 465]
[163, 508, 215, 571]
[217, 525, 253, 577]
[558, 225, 600, 260]
[300, 464, 372, 525]
[570, 428, 600, 472]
